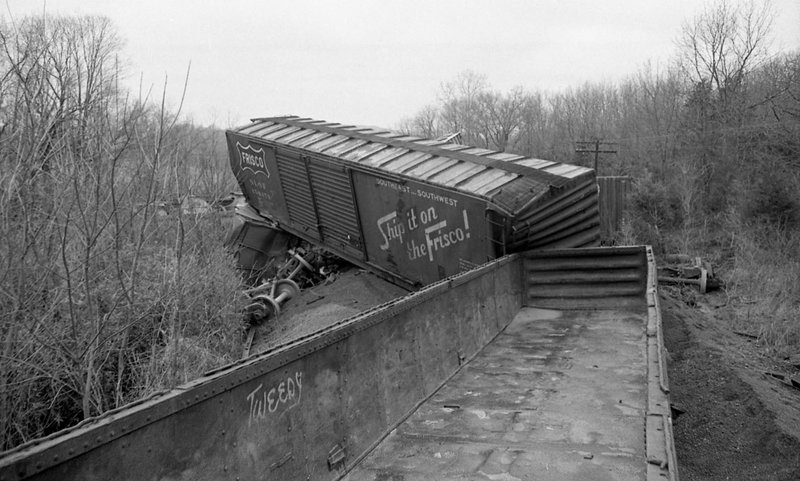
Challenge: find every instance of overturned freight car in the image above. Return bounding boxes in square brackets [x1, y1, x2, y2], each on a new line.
[227, 116, 599, 287]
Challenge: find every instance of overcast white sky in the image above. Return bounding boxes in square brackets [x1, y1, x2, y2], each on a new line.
[4, 1, 800, 129]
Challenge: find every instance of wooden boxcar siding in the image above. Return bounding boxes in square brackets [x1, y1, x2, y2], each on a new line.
[598, 176, 631, 243]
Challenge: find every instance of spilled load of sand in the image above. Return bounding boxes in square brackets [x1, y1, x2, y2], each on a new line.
[253, 267, 409, 353]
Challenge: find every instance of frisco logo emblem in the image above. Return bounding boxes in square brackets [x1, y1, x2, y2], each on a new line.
[237, 142, 270, 177]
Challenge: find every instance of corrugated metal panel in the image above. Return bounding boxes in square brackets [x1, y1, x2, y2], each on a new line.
[523, 246, 647, 310]
[307, 160, 362, 256]
[484, 176, 547, 213]
[526, 202, 599, 245]
[275, 153, 320, 240]
[509, 178, 600, 250]
[514, 179, 593, 225]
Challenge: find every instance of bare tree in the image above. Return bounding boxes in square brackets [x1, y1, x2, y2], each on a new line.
[678, 0, 774, 117]
[0, 14, 243, 450]
[397, 104, 441, 138]
[438, 70, 489, 147]
[515, 92, 551, 158]
[477, 86, 527, 152]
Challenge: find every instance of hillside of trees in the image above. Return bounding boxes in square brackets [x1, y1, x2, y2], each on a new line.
[0, 15, 241, 450]
[1, 2, 798, 453]
[400, 2, 799, 365]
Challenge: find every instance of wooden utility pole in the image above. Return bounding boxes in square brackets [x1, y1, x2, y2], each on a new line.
[575, 140, 618, 175]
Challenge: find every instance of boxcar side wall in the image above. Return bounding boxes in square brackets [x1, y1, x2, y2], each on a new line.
[352, 171, 491, 285]
[227, 132, 499, 287]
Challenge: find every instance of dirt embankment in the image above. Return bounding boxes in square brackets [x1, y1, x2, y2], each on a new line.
[662, 288, 800, 480]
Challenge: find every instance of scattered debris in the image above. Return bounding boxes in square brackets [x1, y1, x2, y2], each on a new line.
[657, 254, 723, 293]
[241, 241, 352, 328]
[764, 371, 800, 392]
[305, 292, 326, 305]
[733, 331, 759, 340]
[327, 444, 346, 472]
[242, 326, 257, 358]
[786, 354, 800, 370]
[670, 403, 687, 420]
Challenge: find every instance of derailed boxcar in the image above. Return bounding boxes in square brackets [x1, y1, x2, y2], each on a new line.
[227, 116, 599, 287]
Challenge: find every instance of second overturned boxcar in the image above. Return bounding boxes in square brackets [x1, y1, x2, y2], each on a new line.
[227, 116, 599, 288]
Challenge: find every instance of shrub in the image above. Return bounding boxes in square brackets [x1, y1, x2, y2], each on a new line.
[630, 176, 684, 232]
[726, 218, 800, 358]
[743, 164, 800, 232]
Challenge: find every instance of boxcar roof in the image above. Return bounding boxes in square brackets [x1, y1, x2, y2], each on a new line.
[233, 116, 594, 215]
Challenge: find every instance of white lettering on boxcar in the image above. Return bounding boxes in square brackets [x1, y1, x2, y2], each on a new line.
[237, 142, 270, 178]
[246, 371, 303, 427]
[377, 212, 405, 250]
[375, 207, 473, 262]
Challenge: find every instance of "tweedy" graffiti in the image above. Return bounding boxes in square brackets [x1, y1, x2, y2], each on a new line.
[246, 372, 303, 427]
